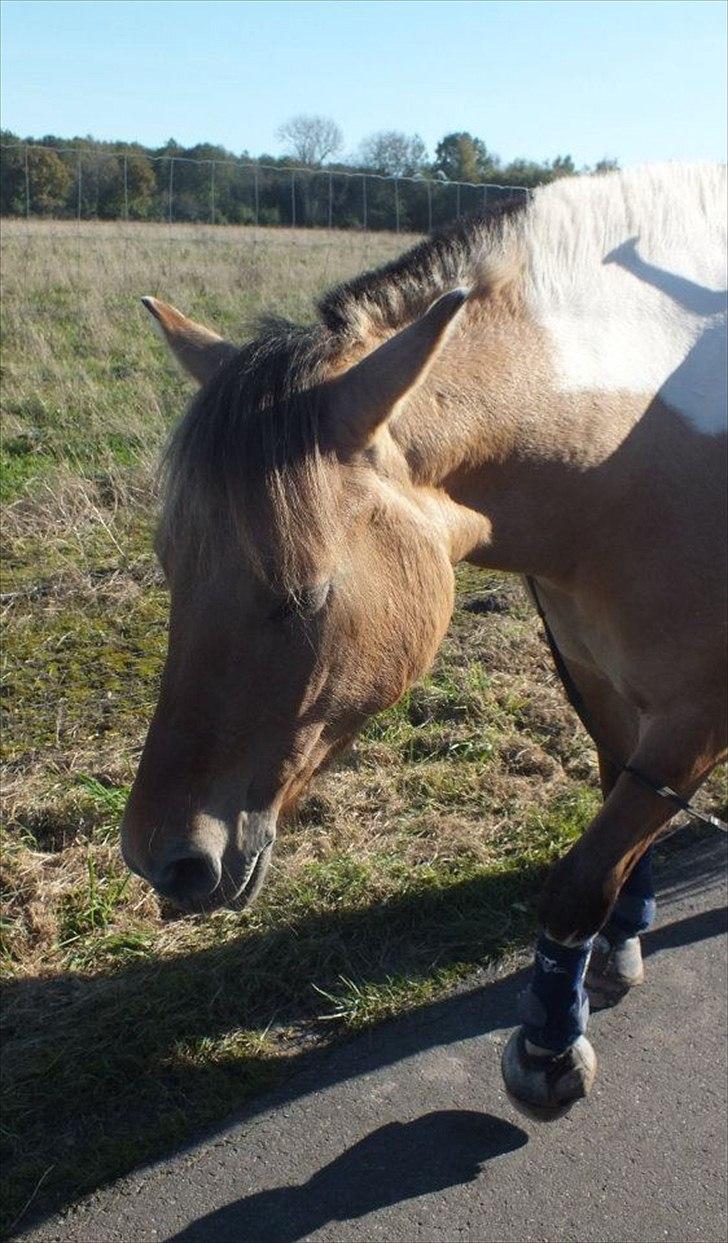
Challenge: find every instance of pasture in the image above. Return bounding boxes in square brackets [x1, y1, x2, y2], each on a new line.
[1, 219, 723, 1234]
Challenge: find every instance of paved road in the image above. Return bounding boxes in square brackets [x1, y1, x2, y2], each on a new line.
[20, 835, 727, 1243]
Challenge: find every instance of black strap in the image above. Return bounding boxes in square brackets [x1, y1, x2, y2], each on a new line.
[525, 575, 727, 834]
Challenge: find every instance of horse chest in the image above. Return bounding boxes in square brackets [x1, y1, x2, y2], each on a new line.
[528, 581, 632, 702]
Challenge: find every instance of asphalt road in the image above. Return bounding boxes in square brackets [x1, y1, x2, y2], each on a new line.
[18, 834, 727, 1243]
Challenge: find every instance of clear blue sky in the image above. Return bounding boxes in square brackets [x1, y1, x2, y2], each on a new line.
[2, 0, 726, 166]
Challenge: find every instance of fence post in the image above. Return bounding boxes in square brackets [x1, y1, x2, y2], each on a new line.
[77, 152, 83, 222]
[254, 166, 260, 225]
[456, 182, 461, 219]
[482, 183, 489, 212]
[24, 146, 31, 218]
[123, 155, 129, 221]
[210, 160, 216, 225]
[362, 174, 367, 230]
[394, 178, 400, 233]
[427, 180, 432, 232]
[291, 172, 296, 227]
[328, 172, 333, 229]
[168, 157, 175, 223]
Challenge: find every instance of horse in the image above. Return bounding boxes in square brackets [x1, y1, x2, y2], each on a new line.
[121, 164, 727, 1118]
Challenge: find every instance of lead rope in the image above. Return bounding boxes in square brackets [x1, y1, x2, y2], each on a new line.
[525, 576, 728, 835]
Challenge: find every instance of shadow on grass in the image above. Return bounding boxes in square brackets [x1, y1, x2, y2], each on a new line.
[0, 862, 540, 1238]
[2, 834, 726, 1239]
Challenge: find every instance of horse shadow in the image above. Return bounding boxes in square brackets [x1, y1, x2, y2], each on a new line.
[603, 236, 727, 436]
[164, 838, 728, 1243]
[167, 1110, 528, 1243]
[603, 236, 727, 318]
[161, 879, 726, 1243]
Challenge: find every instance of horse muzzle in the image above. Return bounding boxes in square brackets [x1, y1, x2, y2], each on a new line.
[121, 807, 277, 913]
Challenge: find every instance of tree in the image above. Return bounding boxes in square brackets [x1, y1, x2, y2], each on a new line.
[276, 115, 343, 166]
[549, 154, 576, 179]
[123, 155, 157, 217]
[33, 149, 73, 214]
[94, 154, 156, 219]
[0, 131, 24, 213]
[593, 157, 620, 175]
[499, 158, 554, 189]
[432, 132, 499, 182]
[358, 130, 427, 177]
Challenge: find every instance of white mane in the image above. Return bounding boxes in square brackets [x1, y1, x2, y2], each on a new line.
[523, 163, 727, 434]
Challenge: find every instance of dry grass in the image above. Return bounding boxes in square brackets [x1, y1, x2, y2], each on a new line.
[1, 221, 725, 1237]
[1, 219, 420, 502]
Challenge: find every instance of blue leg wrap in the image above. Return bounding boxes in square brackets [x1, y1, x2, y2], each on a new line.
[519, 932, 593, 1054]
[602, 845, 656, 945]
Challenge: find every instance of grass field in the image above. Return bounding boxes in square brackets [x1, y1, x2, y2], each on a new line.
[1, 219, 724, 1237]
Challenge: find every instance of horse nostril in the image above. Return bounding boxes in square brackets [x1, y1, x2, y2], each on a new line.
[157, 851, 222, 904]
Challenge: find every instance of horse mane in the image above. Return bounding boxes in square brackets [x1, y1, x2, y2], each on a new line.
[318, 197, 525, 341]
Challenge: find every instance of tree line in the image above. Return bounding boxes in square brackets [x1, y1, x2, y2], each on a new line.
[0, 118, 618, 231]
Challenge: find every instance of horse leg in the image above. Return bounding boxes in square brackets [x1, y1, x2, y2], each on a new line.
[502, 713, 720, 1119]
[586, 750, 657, 1004]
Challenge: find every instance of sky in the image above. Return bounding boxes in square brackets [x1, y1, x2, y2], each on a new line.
[1, 0, 726, 168]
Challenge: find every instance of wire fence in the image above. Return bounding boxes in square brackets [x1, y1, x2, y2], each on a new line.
[1, 142, 528, 233]
[2, 146, 528, 534]
[0, 144, 529, 418]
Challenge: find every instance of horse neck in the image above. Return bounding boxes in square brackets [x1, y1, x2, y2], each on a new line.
[391, 303, 625, 582]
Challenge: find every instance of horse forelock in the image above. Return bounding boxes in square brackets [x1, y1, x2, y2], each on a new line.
[158, 321, 347, 589]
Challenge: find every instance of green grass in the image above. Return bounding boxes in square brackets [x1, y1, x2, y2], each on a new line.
[0, 219, 420, 499]
[2, 220, 725, 1237]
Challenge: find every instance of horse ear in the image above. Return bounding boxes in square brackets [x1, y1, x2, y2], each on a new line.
[141, 296, 237, 386]
[328, 288, 469, 452]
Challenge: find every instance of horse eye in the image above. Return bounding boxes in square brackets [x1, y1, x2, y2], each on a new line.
[269, 580, 331, 623]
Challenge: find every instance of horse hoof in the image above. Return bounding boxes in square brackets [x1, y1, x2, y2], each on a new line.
[501, 1028, 597, 1121]
[586, 934, 644, 1008]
